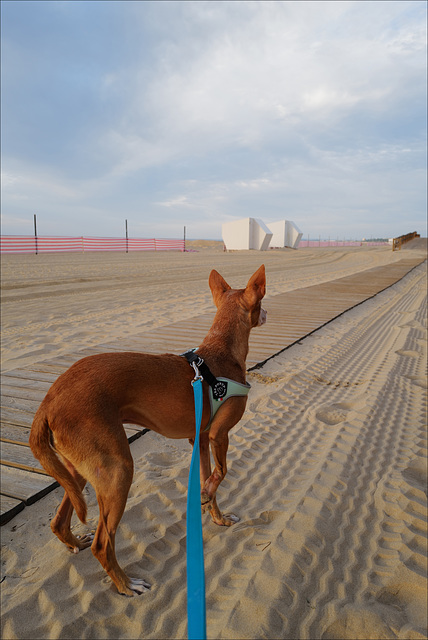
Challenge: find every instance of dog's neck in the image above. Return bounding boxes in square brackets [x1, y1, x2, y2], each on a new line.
[198, 312, 252, 383]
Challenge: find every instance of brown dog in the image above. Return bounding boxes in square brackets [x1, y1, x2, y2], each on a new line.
[30, 265, 266, 596]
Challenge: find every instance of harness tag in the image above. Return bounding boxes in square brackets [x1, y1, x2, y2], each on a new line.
[212, 380, 227, 400]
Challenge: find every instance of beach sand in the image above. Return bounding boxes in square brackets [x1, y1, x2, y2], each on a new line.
[1, 242, 427, 639]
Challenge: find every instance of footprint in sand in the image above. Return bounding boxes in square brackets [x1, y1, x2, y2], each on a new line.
[376, 583, 428, 631]
[402, 457, 428, 495]
[143, 450, 184, 469]
[315, 405, 349, 425]
[398, 320, 426, 331]
[395, 349, 421, 358]
[404, 375, 428, 389]
[314, 397, 366, 426]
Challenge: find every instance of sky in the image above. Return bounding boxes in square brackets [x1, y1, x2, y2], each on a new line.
[1, 0, 427, 240]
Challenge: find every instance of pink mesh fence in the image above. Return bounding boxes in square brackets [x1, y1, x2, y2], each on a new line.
[0, 236, 186, 254]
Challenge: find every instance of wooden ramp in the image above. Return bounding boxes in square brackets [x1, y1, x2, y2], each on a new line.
[1, 254, 425, 525]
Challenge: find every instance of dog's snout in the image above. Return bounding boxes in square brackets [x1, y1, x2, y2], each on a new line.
[258, 308, 267, 326]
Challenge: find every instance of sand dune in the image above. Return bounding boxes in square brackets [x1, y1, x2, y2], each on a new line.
[1, 244, 427, 639]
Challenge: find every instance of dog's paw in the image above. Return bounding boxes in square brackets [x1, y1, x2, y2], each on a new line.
[127, 577, 151, 595]
[211, 512, 240, 526]
[222, 513, 240, 526]
[71, 533, 94, 553]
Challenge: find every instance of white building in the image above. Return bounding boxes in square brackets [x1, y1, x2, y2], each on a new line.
[268, 220, 303, 249]
[222, 217, 273, 251]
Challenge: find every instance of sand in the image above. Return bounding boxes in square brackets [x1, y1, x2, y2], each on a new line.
[1, 242, 427, 639]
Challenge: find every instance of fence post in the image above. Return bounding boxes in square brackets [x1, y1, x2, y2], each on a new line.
[34, 214, 38, 255]
[125, 220, 128, 253]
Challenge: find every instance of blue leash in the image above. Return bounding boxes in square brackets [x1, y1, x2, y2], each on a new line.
[187, 375, 207, 640]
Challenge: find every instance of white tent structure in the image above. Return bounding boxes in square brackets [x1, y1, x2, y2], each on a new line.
[268, 220, 303, 249]
[222, 217, 273, 251]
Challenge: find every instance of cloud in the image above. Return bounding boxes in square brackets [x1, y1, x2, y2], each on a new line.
[134, 2, 423, 134]
[156, 195, 198, 208]
[1, 0, 426, 239]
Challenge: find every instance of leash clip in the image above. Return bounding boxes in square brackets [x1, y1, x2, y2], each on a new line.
[191, 361, 203, 384]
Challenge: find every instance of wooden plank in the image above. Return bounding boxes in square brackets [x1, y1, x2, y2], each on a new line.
[35, 355, 82, 367]
[0, 379, 51, 395]
[0, 465, 58, 504]
[20, 363, 70, 375]
[1, 423, 30, 445]
[0, 407, 33, 427]
[0, 495, 25, 525]
[3, 370, 58, 383]
[1, 389, 45, 408]
[77, 345, 131, 355]
[1, 395, 41, 413]
[1, 441, 47, 474]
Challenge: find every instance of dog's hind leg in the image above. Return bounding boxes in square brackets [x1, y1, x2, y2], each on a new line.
[91, 451, 150, 596]
[50, 459, 93, 553]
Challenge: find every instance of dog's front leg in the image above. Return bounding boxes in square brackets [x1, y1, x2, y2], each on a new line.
[189, 432, 212, 516]
[190, 398, 245, 526]
[199, 432, 212, 514]
[204, 430, 239, 526]
[190, 429, 238, 525]
[203, 397, 247, 526]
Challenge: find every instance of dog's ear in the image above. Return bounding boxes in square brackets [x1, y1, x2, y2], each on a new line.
[244, 264, 266, 303]
[209, 269, 231, 306]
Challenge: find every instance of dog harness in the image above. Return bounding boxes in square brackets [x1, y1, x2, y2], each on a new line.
[181, 348, 251, 432]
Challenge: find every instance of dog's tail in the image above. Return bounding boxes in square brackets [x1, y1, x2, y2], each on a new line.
[29, 407, 87, 524]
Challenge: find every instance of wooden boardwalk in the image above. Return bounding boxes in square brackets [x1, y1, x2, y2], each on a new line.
[1, 254, 425, 525]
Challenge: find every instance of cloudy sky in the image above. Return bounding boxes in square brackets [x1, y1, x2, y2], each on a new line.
[1, 0, 426, 240]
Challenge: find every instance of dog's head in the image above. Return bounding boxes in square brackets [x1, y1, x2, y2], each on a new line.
[209, 265, 267, 328]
